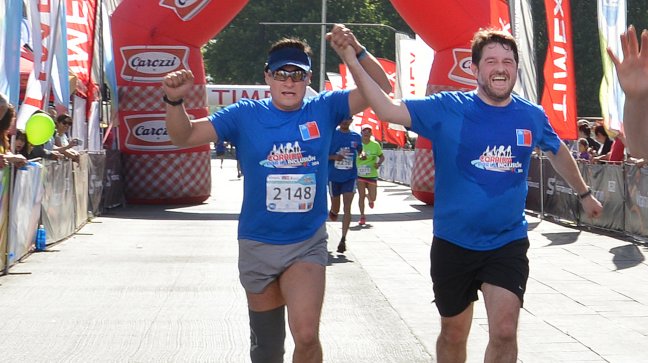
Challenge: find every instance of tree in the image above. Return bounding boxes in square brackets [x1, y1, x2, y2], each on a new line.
[202, 0, 412, 88]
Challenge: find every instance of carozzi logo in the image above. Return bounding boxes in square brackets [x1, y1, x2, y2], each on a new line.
[124, 114, 176, 151]
[120, 46, 188, 82]
[448, 48, 477, 86]
[159, 0, 209, 21]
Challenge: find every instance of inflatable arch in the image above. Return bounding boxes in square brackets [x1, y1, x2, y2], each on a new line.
[110, 0, 247, 204]
[390, 0, 510, 205]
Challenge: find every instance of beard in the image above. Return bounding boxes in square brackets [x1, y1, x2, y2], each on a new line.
[478, 80, 514, 104]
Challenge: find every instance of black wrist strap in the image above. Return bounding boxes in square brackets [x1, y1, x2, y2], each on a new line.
[163, 95, 184, 106]
[578, 187, 592, 200]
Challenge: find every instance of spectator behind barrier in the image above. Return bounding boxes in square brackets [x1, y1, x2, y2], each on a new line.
[577, 119, 601, 153]
[594, 129, 626, 164]
[593, 125, 613, 156]
[54, 114, 80, 162]
[576, 138, 592, 162]
[27, 110, 64, 161]
[14, 130, 29, 159]
[0, 92, 27, 168]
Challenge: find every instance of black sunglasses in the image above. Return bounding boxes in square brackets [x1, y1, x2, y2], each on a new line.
[271, 69, 307, 82]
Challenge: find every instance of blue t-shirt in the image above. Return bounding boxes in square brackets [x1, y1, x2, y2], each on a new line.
[328, 129, 362, 182]
[405, 91, 561, 250]
[209, 90, 351, 245]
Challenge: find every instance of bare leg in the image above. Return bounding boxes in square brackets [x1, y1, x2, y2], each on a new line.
[482, 283, 520, 363]
[330, 195, 341, 217]
[367, 182, 378, 205]
[280, 262, 326, 363]
[341, 191, 355, 237]
[357, 180, 367, 219]
[436, 304, 473, 363]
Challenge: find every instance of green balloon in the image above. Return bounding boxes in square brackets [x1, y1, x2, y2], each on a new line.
[25, 113, 55, 145]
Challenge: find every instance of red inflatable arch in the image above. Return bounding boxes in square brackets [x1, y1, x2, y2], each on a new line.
[110, 1, 247, 204]
[390, 0, 510, 205]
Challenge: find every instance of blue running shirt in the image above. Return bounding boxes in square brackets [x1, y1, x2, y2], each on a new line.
[328, 129, 362, 183]
[405, 91, 561, 250]
[209, 90, 351, 245]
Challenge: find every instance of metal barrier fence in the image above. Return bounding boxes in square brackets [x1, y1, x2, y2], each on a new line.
[1, 151, 109, 274]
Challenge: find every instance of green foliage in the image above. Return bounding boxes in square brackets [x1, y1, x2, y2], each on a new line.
[202, 0, 412, 89]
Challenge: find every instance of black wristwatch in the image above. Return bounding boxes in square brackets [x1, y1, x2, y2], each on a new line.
[163, 95, 184, 106]
[578, 187, 592, 200]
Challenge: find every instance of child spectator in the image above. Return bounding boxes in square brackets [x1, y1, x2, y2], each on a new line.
[577, 138, 591, 161]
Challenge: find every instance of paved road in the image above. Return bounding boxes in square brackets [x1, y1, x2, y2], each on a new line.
[1, 158, 647, 362]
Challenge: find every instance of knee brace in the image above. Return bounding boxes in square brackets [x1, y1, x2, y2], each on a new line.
[249, 306, 286, 363]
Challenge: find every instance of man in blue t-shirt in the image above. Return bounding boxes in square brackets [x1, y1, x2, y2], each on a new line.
[162, 24, 390, 363]
[334, 28, 603, 362]
[328, 118, 362, 253]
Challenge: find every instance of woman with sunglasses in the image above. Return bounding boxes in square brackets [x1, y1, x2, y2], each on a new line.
[54, 114, 80, 162]
[163, 24, 390, 363]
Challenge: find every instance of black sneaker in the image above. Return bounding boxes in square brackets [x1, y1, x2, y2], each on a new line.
[337, 237, 346, 253]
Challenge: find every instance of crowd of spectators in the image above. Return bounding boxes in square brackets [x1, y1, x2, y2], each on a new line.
[572, 119, 644, 167]
[0, 92, 82, 170]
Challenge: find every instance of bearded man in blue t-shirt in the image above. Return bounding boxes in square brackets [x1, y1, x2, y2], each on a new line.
[162, 24, 390, 363]
[333, 28, 603, 363]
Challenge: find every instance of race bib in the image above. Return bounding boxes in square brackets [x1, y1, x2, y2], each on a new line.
[334, 154, 353, 170]
[266, 173, 316, 212]
[358, 165, 371, 176]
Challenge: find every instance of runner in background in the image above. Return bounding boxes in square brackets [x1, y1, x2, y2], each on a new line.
[356, 124, 384, 226]
[328, 118, 362, 253]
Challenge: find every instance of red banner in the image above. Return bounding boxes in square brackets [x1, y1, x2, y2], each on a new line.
[339, 59, 406, 147]
[66, 0, 98, 101]
[541, 0, 578, 140]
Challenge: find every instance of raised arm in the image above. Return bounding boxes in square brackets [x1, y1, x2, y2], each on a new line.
[545, 143, 602, 218]
[328, 26, 412, 128]
[162, 70, 217, 148]
[607, 25, 648, 159]
[326, 24, 394, 116]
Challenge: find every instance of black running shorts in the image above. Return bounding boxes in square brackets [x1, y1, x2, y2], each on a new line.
[430, 236, 530, 317]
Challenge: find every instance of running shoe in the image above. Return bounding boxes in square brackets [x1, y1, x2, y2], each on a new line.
[359, 215, 366, 225]
[328, 211, 338, 221]
[369, 201, 375, 209]
[337, 237, 346, 253]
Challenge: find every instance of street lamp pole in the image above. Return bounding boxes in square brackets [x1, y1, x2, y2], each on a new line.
[319, 0, 327, 92]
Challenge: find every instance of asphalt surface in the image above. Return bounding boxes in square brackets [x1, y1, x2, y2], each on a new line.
[1, 157, 647, 362]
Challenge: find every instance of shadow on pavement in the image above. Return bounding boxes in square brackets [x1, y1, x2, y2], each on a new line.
[542, 231, 581, 246]
[327, 252, 354, 265]
[101, 206, 240, 221]
[610, 244, 646, 270]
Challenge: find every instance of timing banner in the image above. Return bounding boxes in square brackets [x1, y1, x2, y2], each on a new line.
[624, 165, 648, 236]
[542, 160, 578, 223]
[579, 163, 625, 231]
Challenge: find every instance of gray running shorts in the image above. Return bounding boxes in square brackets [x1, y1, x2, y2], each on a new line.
[238, 224, 328, 294]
